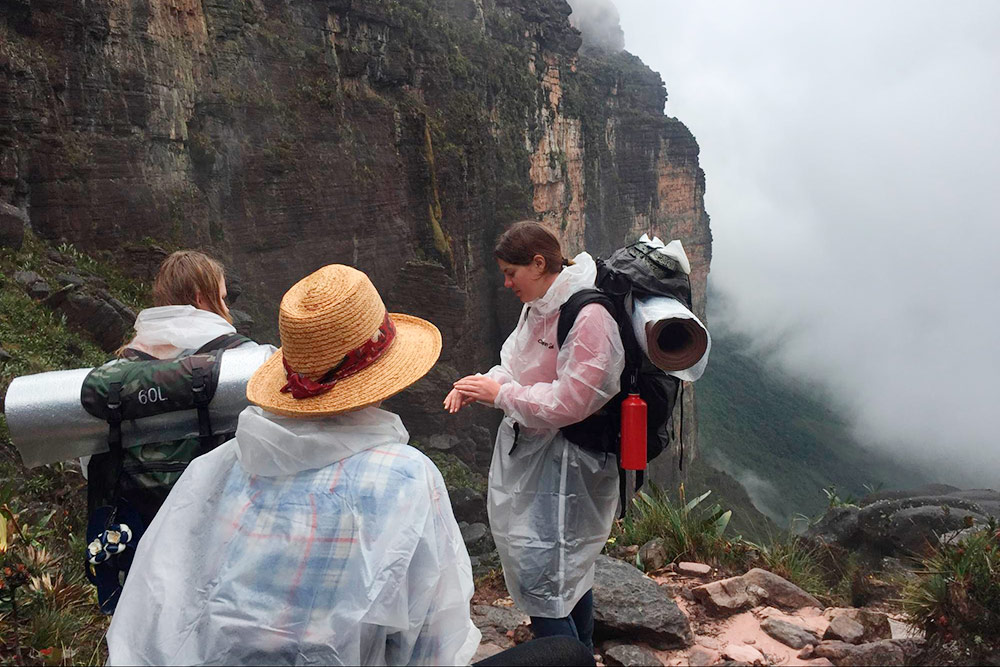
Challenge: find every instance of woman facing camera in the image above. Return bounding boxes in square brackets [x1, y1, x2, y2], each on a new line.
[445, 221, 625, 652]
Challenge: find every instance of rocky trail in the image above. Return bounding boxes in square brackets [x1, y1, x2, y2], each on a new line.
[469, 556, 924, 666]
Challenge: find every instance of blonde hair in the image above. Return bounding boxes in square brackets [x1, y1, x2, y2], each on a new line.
[152, 250, 232, 323]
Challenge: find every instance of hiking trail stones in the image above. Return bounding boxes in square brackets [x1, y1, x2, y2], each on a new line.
[822, 608, 891, 644]
[759, 616, 820, 649]
[602, 642, 664, 667]
[592, 555, 693, 649]
[693, 568, 822, 614]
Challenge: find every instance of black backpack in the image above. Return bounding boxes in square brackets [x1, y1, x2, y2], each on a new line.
[82, 332, 251, 613]
[557, 242, 693, 496]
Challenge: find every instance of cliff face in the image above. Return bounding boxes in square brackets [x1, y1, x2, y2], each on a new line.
[0, 0, 710, 480]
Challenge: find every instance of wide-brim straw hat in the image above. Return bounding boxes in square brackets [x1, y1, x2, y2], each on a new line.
[247, 265, 441, 417]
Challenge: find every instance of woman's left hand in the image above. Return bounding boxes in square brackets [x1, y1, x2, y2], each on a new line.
[452, 375, 501, 405]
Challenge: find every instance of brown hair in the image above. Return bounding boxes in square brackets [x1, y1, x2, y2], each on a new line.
[494, 220, 572, 274]
[152, 250, 232, 323]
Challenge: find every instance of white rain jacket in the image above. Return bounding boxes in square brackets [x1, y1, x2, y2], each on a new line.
[485, 252, 625, 618]
[106, 406, 481, 666]
[128, 305, 246, 358]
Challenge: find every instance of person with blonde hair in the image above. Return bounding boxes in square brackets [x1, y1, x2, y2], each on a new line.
[105, 264, 482, 665]
[84, 249, 269, 613]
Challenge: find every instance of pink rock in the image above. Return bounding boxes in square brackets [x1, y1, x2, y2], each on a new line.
[678, 562, 712, 576]
[722, 643, 764, 665]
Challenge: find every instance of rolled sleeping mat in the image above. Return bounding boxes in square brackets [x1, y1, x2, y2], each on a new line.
[5, 345, 276, 468]
[630, 295, 711, 381]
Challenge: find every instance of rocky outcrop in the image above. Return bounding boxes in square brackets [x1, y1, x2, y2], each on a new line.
[0, 0, 711, 472]
[807, 485, 1000, 559]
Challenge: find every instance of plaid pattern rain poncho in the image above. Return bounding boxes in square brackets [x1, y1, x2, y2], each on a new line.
[106, 406, 481, 666]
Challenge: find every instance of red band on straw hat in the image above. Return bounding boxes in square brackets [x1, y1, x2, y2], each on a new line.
[280, 312, 397, 399]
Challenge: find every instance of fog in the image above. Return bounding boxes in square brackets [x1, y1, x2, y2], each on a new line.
[597, 1, 1000, 484]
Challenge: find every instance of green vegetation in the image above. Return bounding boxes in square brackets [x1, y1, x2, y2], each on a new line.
[903, 522, 1000, 659]
[0, 233, 149, 664]
[409, 443, 486, 495]
[618, 484, 731, 565]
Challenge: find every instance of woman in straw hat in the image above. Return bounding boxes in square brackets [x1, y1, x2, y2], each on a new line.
[104, 264, 482, 665]
[445, 221, 625, 652]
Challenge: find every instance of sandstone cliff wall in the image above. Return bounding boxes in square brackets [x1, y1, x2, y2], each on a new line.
[1, 0, 710, 482]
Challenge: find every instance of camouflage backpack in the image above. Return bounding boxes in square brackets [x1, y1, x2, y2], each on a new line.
[80, 332, 251, 614]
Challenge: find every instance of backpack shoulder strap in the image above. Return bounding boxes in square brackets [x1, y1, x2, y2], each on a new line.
[194, 333, 253, 354]
[120, 348, 157, 361]
[557, 289, 615, 348]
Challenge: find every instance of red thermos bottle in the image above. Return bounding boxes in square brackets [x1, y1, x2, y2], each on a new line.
[620, 393, 647, 470]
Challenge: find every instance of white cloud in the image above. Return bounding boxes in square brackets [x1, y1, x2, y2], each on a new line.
[617, 0, 1000, 484]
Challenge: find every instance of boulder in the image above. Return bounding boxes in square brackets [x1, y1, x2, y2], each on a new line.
[460, 522, 488, 548]
[760, 616, 820, 649]
[470, 604, 529, 634]
[721, 643, 764, 664]
[57, 290, 132, 352]
[592, 555, 693, 649]
[822, 608, 890, 644]
[813, 639, 910, 666]
[0, 202, 26, 250]
[692, 568, 822, 615]
[807, 487, 1000, 558]
[14, 270, 51, 300]
[638, 538, 669, 572]
[603, 644, 664, 667]
[823, 614, 865, 644]
[450, 486, 488, 525]
[55, 272, 87, 288]
[230, 308, 255, 338]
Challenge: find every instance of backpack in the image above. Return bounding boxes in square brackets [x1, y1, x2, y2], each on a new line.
[557, 241, 692, 499]
[81, 332, 251, 614]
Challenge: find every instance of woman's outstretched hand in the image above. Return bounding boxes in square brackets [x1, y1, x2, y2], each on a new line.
[443, 387, 476, 414]
[451, 375, 501, 407]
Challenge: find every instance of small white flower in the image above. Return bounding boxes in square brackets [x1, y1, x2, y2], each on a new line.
[106, 530, 121, 545]
[88, 539, 103, 556]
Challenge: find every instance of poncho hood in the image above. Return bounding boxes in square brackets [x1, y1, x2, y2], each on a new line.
[131, 305, 237, 355]
[528, 252, 598, 317]
[235, 406, 410, 477]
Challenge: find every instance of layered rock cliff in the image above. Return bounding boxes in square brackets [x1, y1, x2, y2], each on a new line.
[1, 0, 711, 482]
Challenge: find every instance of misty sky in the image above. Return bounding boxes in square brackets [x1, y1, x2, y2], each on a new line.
[608, 1, 1000, 484]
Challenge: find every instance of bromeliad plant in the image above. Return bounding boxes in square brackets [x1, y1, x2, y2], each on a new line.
[0, 476, 108, 665]
[619, 484, 733, 565]
[903, 519, 1000, 657]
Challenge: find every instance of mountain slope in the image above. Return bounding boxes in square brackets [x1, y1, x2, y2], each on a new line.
[695, 317, 932, 526]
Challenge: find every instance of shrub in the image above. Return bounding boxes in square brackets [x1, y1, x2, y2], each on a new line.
[903, 521, 1000, 657]
[617, 484, 732, 565]
[744, 533, 827, 599]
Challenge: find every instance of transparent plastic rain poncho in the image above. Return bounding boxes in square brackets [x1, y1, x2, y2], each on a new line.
[485, 252, 625, 618]
[106, 406, 481, 666]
